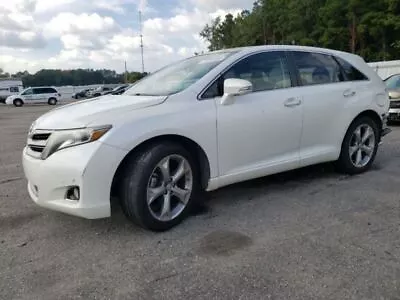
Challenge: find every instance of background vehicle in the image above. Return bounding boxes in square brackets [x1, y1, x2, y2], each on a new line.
[384, 74, 400, 121]
[90, 86, 113, 97]
[72, 88, 90, 99]
[23, 46, 390, 231]
[108, 84, 130, 95]
[6, 86, 60, 107]
[0, 79, 23, 103]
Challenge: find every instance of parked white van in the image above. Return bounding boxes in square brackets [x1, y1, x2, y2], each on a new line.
[5, 86, 61, 107]
[0, 79, 23, 102]
[22, 45, 390, 231]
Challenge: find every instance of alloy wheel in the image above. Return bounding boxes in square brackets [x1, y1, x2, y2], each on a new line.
[349, 124, 376, 168]
[146, 154, 193, 221]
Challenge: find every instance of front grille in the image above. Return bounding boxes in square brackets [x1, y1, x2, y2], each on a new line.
[390, 101, 400, 109]
[26, 130, 52, 159]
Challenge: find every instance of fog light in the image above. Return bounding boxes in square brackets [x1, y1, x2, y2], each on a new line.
[66, 186, 80, 201]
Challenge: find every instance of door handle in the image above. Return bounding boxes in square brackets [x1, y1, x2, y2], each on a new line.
[284, 97, 302, 107]
[343, 90, 356, 98]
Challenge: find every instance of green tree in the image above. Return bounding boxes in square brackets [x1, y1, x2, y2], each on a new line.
[199, 0, 400, 62]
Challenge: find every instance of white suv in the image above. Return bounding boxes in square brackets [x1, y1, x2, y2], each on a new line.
[6, 87, 60, 107]
[22, 46, 390, 231]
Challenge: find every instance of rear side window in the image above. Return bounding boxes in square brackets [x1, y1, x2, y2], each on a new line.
[335, 57, 368, 81]
[46, 88, 57, 93]
[292, 51, 344, 86]
[33, 88, 45, 94]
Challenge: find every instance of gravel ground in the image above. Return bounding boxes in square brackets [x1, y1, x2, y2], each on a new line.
[1, 104, 400, 300]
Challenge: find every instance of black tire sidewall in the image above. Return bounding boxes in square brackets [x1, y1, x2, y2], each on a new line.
[121, 143, 201, 231]
[48, 98, 57, 105]
[13, 99, 23, 107]
[337, 116, 380, 174]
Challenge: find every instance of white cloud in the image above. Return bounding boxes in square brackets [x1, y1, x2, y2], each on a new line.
[45, 13, 118, 37]
[191, 0, 253, 12]
[0, 0, 252, 74]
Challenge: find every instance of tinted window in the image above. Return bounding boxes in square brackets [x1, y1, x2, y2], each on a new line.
[34, 88, 56, 94]
[10, 86, 19, 93]
[335, 57, 368, 81]
[292, 51, 344, 86]
[33, 88, 45, 94]
[384, 75, 400, 89]
[202, 51, 292, 98]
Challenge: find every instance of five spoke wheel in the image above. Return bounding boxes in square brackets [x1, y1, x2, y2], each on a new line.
[147, 155, 193, 221]
[349, 124, 376, 168]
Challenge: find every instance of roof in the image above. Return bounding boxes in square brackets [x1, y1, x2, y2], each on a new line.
[213, 45, 358, 58]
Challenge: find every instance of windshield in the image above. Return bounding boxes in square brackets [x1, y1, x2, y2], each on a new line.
[385, 75, 400, 89]
[125, 51, 235, 96]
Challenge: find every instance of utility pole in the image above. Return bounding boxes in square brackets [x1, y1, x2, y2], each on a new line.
[139, 11, 145, 74]
[124, 60, 128, 83]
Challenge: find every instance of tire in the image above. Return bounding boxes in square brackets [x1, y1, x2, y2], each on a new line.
[119, 142, 201, 231]
[94, 93, 101, 97]
[48, 98, 57, 105]
[13, 99, 23, 107]
[336, 116, 380, 174]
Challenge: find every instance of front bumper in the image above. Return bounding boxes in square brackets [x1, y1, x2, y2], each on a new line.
[22, 141, 128, 219]
[388, 108, 400, 121]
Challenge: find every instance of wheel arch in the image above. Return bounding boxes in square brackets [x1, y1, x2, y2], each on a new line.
[110, 134, 211, 198]
[340, 109, 383, 149]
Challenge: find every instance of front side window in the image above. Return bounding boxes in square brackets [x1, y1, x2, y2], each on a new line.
[10, 87, 19, 93]
[292, 51, 344, 86]
[125, 51, 236, 96]
[335, 56, 368, 81]
[21, 88, 33, 95]
[384, 75, 400, 89]
[202, 51, 292, 98]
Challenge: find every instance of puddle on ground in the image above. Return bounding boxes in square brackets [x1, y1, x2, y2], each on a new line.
[197, 230, 252, 257]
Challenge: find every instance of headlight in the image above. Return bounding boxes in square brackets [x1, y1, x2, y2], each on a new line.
[41, 125, 112, 159]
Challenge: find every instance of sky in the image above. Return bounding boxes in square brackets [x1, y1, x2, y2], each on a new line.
[0, 0, 253, 74]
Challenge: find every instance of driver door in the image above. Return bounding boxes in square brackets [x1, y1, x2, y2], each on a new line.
[212, 51, 303, 184]
[21, 88, 34, 102]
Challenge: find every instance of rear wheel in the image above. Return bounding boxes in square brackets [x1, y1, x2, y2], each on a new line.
[119, 142, 200, 231]
[336, 116, 379, 174]
[48, 98, 57, 105]
[13, 99, 23, 107]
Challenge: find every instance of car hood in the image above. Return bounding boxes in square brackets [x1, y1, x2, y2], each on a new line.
[34, 94, 167, 129]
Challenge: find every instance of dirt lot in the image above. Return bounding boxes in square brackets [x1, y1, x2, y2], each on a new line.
[1, 105, 400, 300]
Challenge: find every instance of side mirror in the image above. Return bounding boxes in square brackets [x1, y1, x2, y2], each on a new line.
[220, 78, 253, 105]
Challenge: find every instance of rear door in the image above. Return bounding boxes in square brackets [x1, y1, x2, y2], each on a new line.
[288, 51, 358, 167]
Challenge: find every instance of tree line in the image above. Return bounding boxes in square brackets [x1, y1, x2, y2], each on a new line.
[200, 0, 400, 62]
[0, 68, 147, 86]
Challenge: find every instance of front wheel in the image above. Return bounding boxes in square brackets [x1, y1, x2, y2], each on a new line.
[336, 116, 379, 174]
[119, 143, 200, 231]
[48, 98, 57, 105]
[13, 99, 23, 107]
